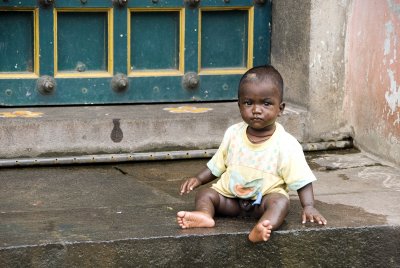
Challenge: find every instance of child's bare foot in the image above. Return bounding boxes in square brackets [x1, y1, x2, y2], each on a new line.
[176, 211, 215, 229]
[248, 220, 273, 243]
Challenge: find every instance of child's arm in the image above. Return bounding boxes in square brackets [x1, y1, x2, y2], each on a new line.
[297, 183, 327, 225]
[179, 167, 217, 195]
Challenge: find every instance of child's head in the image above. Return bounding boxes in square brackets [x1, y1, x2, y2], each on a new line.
[238, 65, 284, 102]
[237, 65, 285, 131]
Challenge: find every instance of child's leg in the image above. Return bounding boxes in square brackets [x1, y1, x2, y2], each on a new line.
[248, 193, 289, 242]
[177, 188, 240, 229]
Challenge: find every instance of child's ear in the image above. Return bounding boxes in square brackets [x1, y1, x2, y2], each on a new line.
[279, 102, 286, 116]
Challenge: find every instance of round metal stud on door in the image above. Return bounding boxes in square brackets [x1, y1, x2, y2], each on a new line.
[111, 73, 129, 93]
[75, 62, 87, 72]
[39, 0, 54, 7]
[184, 0, 200, 8]
[253, 0, 266, 5]
[37, 75, 56, 95]
[112, 0, 128, 7]
[182, 72, 199, 90]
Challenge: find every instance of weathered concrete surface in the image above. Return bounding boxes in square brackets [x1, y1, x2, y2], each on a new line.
[0, 102, 307, 159]
[1, 150, 399, 267]
[271, 0, 311, 108]
[271, 0, 400, 166]
[271, 0, 351, 144]
[345, 0, 400, 165]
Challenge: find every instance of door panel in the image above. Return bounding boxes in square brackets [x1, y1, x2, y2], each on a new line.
[56, 11, 110, 73]
[200, 9, 250, 70]
[0, 11, 35, 73]
[130, 10, 181, 72]
[0, 0, 271, 106]
[0, 9, 38, 77]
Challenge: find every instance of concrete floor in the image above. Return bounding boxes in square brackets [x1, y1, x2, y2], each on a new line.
[1, 149, 399, 266]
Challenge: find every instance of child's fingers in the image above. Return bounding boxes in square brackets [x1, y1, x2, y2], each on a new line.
[180, 180, 190, 195]
[302, 213, 317, 224]
[179, 178, 197, 195]
[306, 214, 327, 225]
[187, 180, 198, 191]
[315, 215, 327, 225]
[188, 181, 196, 190]
[301, 213, 307, 224]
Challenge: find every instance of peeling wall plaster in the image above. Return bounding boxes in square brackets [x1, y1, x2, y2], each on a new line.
[383, 20, 400, 126]
[386, 69, 400, 124]
[346, 0, 400, 165]
[387, 0, 400, 17]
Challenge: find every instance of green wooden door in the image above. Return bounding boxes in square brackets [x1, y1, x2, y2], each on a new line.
[0, 0, 271, 106]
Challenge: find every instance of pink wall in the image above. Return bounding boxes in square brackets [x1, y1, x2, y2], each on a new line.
[345, 0, 400, 164]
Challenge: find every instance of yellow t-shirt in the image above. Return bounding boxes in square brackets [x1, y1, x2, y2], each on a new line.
[207, 122, 316, 200]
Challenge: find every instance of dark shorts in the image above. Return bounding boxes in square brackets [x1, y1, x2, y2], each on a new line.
[238, 199, 255, 211]
[237, 198, 260, 218]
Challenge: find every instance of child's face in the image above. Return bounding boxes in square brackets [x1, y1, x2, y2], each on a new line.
[238, 79, 285, 132]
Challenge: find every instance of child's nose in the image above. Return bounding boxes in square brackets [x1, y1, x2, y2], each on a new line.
[252, 105, 261, 114]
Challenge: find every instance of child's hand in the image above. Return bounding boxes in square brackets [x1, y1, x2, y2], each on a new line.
[301, 205, 327, 225]
[180, 177, 201, 195]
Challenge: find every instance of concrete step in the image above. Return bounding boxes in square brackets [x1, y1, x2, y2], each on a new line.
[1, 150, 399, 267]
[0, 102, 311, 159]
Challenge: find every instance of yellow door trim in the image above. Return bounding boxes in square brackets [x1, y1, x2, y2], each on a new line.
[127, 8, 185, 77]
[198, 6, 254, 75]
[53, 8, 113, 78]
[0, 8, 39, 79]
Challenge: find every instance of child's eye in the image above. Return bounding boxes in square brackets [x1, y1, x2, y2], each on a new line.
[264, 101, 271, 106]
[244, 100, 252, 106]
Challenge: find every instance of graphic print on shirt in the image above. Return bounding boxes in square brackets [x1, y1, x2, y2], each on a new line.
[229, 170, 263, 205]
